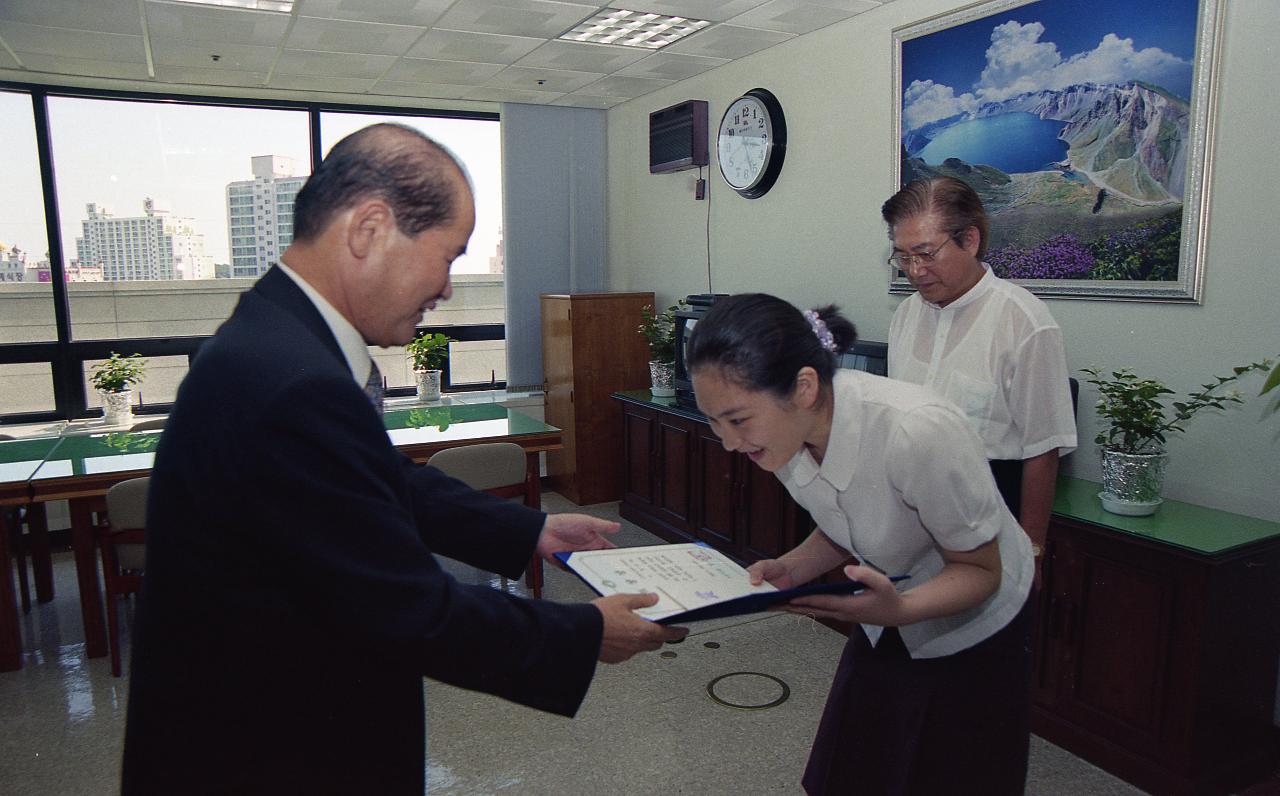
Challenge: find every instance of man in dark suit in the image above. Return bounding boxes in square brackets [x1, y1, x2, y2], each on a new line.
[121, 123, 685, 794]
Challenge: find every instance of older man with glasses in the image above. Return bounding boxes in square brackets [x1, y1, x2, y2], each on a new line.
[880, 176, 1077, 571]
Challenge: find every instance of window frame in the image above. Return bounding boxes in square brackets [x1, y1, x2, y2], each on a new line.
[0, 81, 504, 425]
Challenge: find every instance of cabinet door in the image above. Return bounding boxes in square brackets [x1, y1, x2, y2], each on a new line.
[740, 461, 796, 561]
[694, 424, 737, 550]
[1046, 521, 1185, 761]
[621, 404, 656, 511]
[653, 413, 695, 533]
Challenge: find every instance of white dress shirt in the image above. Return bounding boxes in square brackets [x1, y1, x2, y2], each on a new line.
[777, 370, 1033, 659]
[888, 266, 1077, 461]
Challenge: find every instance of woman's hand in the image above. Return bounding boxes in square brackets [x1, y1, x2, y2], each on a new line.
[746, 558, 795, 590]
[784, 564, 907, 626]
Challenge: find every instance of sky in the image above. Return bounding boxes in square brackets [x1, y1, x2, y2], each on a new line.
[901, 0, 1202, 131]
[0, 92, 502, 274]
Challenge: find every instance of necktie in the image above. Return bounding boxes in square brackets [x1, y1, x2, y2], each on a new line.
[363, 360, 385, 413]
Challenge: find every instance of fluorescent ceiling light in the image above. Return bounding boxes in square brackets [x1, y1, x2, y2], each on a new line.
[559, 8, 711, 50]
[157, 0, 294, 12]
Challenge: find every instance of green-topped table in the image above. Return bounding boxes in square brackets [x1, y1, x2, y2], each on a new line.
[0, 435, 63, 671]
[5, 406, 560, 673]
[1035, 475, 1280, 796]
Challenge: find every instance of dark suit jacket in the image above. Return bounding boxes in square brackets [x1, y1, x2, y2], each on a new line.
[122, 266, 602, 795]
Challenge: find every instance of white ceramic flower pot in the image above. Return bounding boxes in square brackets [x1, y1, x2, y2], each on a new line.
[100, 389, 134, 426]
[415, 370, 442, 402]
[649, 360, 675, 398]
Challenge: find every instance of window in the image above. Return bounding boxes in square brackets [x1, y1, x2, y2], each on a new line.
[0, 86, 505, 423]
[46, 97, 310, 339]
[0, 91, 53, 344]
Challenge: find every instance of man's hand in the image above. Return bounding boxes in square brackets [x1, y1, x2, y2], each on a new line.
[536, 513, 619, 563]
[593, 593, 688, 663]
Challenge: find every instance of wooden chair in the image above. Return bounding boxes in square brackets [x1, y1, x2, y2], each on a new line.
[100, 477, 149, 677]
[0, 433, 39, 613]
[427, 442, 543, 598]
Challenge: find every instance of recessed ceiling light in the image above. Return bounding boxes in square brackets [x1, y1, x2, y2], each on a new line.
[559, 8, 711, 50]
[157, 0, 294, 12]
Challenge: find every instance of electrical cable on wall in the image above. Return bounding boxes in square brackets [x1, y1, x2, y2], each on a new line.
[703, 165, 713, 293]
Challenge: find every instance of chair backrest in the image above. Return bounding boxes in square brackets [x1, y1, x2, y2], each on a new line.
[427, 442, 527, 492]
[105, 476, 149, 571]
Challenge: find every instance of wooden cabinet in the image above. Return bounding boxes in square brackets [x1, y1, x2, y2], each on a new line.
[1033, 478, 1280, 795]
[616, 392, 810, 563]
[541, 293, 653, 505]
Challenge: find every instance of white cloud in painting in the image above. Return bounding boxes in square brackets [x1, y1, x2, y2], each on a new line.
[902, 79, 978, 130]
[902, 20, 1193, 132]
[975, 21, 1192, 103]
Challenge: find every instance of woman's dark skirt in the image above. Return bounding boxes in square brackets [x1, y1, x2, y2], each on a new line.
[801, 592, 1036, 795]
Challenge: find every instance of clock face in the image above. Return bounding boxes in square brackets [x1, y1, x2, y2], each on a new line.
[716, 88, 786, 199]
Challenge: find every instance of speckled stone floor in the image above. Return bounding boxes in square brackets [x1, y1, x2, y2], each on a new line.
[1, 492, 1160, 794]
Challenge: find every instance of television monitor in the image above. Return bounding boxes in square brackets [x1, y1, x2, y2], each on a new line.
[672, 294, 726, 410]
[838, 340, 889, 376]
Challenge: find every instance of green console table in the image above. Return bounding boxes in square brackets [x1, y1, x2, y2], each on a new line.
[1034, 476, 1280, 795]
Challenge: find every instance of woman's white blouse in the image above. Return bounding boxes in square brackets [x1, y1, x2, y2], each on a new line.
[777, 370, 1033, 659]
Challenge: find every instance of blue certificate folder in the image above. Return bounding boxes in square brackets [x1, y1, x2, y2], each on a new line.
[554, 545, 907, 625]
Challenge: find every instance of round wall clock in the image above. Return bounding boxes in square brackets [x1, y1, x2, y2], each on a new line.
[716, 88, 787, 199]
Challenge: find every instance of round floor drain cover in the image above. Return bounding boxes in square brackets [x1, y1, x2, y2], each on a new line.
[706, 671, 790, 710]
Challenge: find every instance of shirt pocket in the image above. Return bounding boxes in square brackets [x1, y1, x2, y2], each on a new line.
[944, 370, 996, 435]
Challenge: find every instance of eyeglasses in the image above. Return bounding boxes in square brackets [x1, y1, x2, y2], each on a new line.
[887, 236, 956, 270]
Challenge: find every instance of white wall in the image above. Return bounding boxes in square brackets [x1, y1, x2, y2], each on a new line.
[603, 0, 1280, 522]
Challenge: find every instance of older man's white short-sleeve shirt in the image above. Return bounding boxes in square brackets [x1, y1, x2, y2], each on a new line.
[889, 267, 1077, 461]
[777, 370, 1033, 659]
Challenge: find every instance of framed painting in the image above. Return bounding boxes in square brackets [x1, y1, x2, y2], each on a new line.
[891, 0, 1224, 302]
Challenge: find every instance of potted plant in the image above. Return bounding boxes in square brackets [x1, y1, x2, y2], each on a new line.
[638, 301, 685, 398]
[404, 332, 453, 401]
[1082, 359, 1272, 515]
[90, 352, 147, 427]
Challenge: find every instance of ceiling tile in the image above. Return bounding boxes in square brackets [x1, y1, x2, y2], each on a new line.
[0, 23, 145, 62]
[273, 49, 397, 79]
[663, 23, 792, 58]
[382, 57, 506, 85]
[486, 65, 603, 93]
[434, 0, 598, 39]
[613, 51, 727, 80]
[809, 0, 882, 12]
[463, 85, 567, 103]
[150, 39, 277, 71]
[406, 28, 543, 64]
[574, 74, 673, 98]
[550, 93, 622, 109]
[287, 17, 426, 56]
[267, 73, 380, 93]
[144, 3, 292, 47]
[296, 0, 454, 27]
[1, 0, 141, 36]
[18, 52, 151, 80]
[726, 0, 859, 35]
[514, 40, 649, 73]
[370, 79, 474, 99]
[152, 64, 269, 87]
[622, 1, 772, 22]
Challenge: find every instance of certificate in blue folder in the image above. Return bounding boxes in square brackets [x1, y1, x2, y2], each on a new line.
[555, 543, 907, 624]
